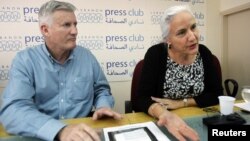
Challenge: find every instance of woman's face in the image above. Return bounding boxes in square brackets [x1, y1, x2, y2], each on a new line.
[167, 11, 199, 56]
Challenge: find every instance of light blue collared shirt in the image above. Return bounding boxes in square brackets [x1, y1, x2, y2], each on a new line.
[0, 44, 114, 141]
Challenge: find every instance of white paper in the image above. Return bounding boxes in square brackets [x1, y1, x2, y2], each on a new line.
[114, 129, 152, 141]
[234, 102, 250, 112]
[103, 121, 170, 141]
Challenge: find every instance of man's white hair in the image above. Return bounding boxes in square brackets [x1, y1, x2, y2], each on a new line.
[38, 0, 76, 26]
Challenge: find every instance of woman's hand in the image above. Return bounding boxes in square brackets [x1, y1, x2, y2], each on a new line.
[151, 96, 183, 110]
[148, 103, 199, 141]
[157, 110, 200, 141]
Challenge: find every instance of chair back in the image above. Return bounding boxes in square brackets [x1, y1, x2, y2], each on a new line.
[131, 60, 144, 106]
[212, 55, 222, 84]
[212, 55, 238, 97]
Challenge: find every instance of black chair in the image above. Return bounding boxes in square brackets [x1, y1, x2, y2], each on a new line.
[125, 55, 238, 113]
[212, 55, 238, 97]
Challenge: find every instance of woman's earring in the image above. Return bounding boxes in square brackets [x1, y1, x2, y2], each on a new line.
[168, 44, 171, 49]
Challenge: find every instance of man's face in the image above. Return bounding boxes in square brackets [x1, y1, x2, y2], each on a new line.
[42, 10, 78, 51]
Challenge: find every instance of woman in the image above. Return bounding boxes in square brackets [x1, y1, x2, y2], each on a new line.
[133, 5, 223, 141]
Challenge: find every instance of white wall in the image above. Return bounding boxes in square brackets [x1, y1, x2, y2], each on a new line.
[220, 0, 250, 98]
[226, 9, 250, 98]
[206, 0, 221, 58]
[110, 81, 131, 113]
[220, 0, 250, 12]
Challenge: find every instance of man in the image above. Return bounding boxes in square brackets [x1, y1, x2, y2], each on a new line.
[0, 1, 122, 141]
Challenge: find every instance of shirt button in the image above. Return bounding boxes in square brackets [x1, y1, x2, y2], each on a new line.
[61, 99, 64, 103]
[60, 83, 63, 86]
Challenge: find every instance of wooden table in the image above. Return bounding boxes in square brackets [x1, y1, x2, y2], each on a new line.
[0, 104, 241, 139]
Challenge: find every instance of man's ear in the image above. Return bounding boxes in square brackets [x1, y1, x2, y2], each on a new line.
[40, 24, 49, 36]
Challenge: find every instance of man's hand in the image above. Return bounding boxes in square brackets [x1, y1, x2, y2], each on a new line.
[92, 107, 123, 120]
[57, 123, 101, 141]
